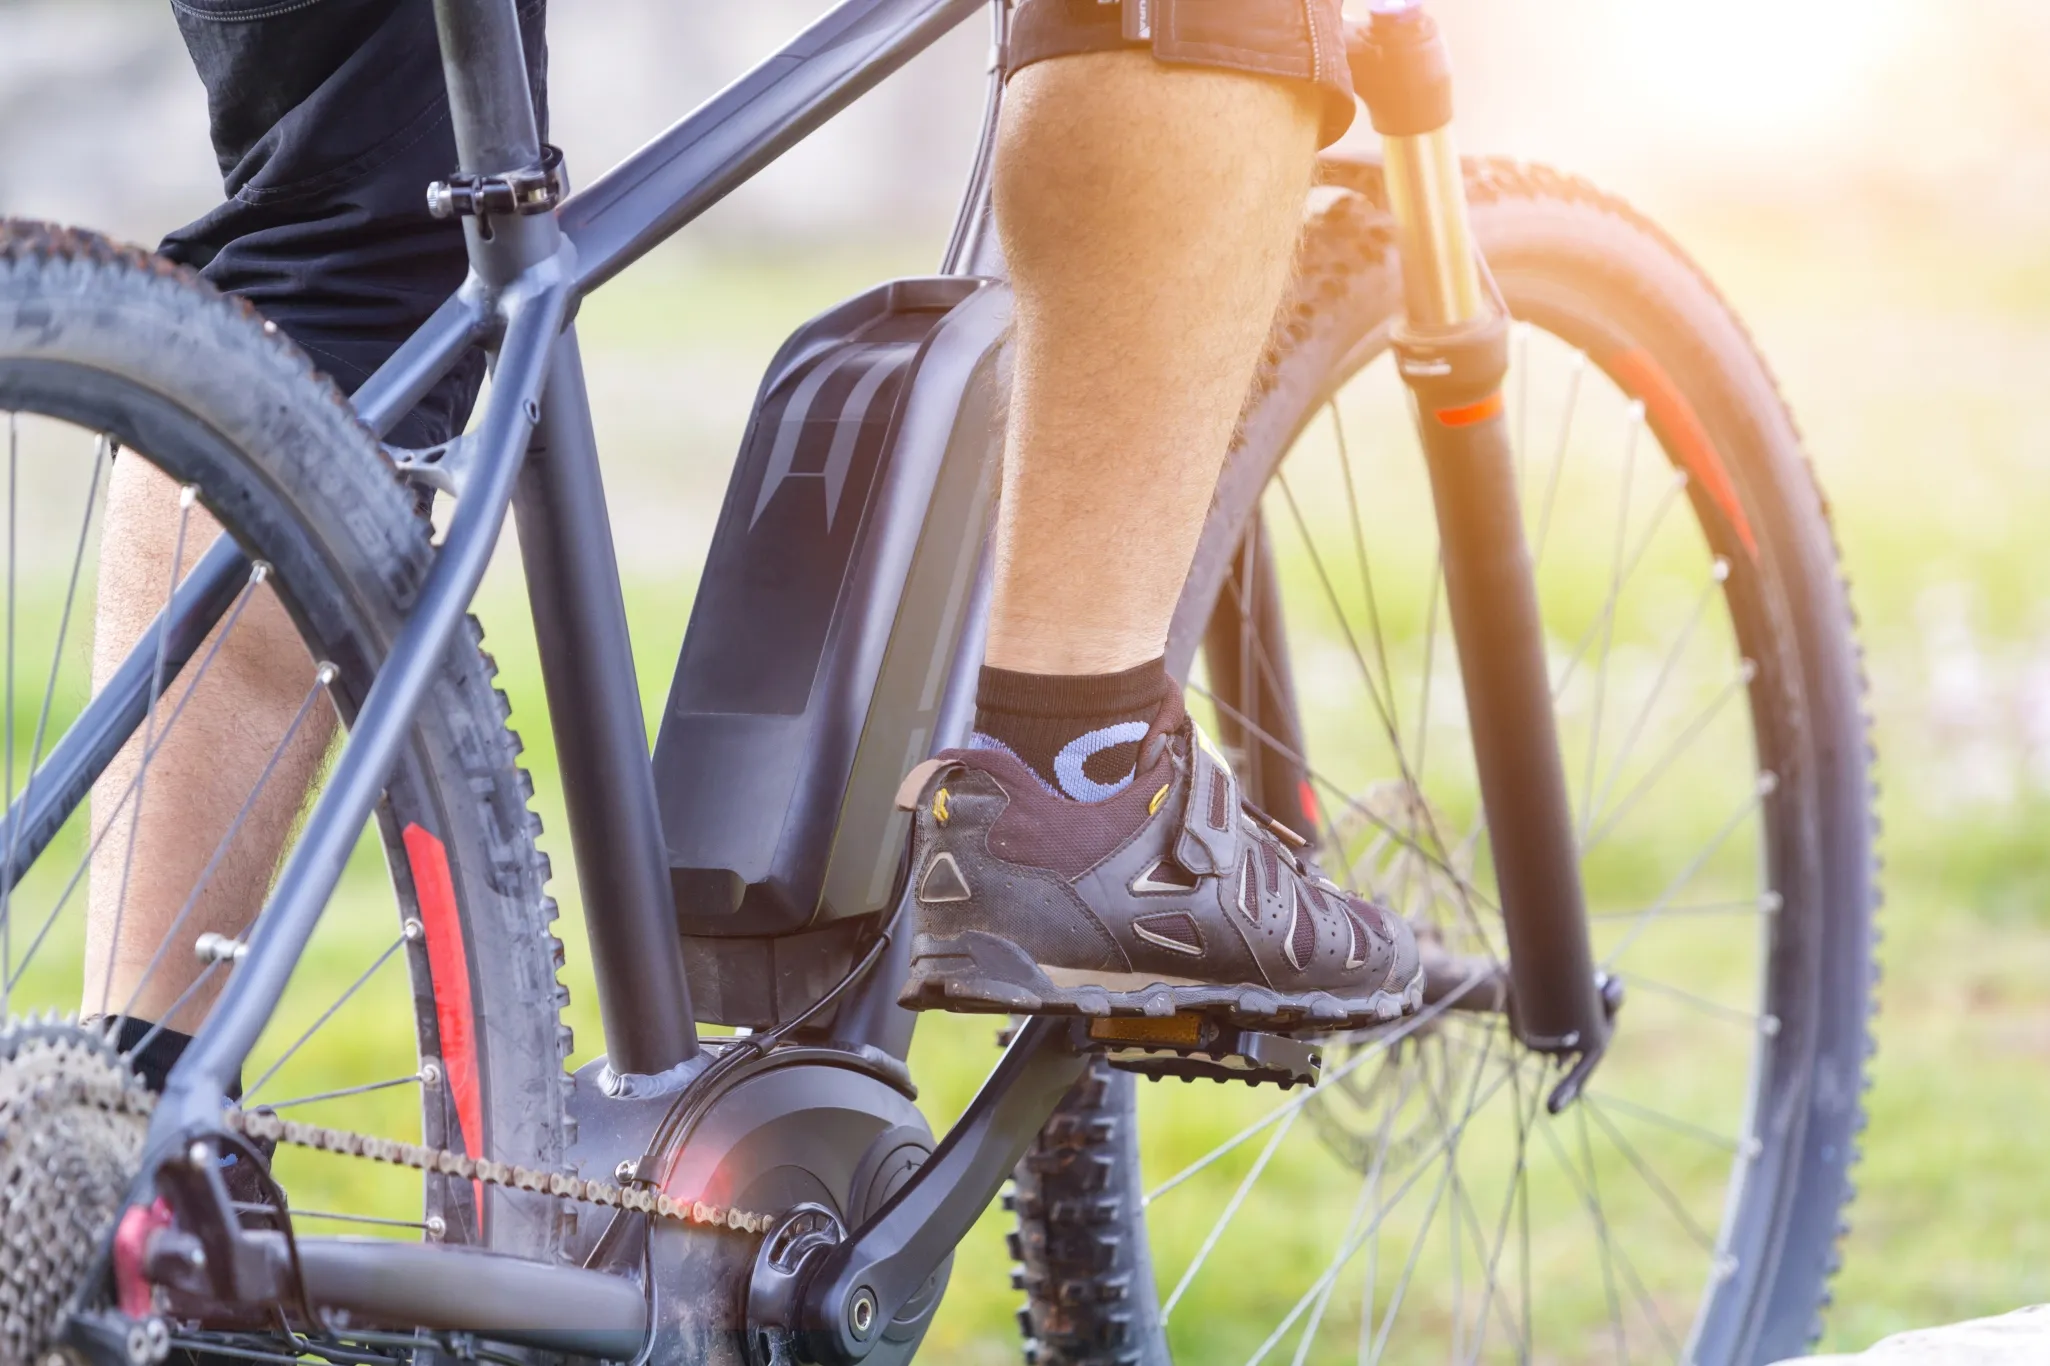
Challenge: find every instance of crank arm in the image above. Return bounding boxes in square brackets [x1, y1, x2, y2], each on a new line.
[778, 1015, 1087, 1364]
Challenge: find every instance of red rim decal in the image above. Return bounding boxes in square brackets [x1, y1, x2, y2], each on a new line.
[1604, 348, 1758, 558]
[403, 823, 484, 1227]
[1297, 779, 1323, 832]
[1434, 392, 1504, 428]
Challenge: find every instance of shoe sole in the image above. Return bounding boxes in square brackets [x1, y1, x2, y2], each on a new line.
[897, 929, 1425, 1033]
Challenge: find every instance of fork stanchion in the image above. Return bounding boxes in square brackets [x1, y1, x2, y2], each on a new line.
[1348, 3, 1610, 1071]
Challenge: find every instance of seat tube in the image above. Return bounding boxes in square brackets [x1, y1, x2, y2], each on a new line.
[431, 0, 700, 1076]
[515, 331, 701, 1077]
[1350, 3, 1610, 1068]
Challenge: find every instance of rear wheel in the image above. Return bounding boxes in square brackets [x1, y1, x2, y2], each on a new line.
[1010, 162, 1876, 1366]
[0, 223, 570, 1359]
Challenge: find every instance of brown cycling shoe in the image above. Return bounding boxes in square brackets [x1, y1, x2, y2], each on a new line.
[894, 703, 1423, 1032]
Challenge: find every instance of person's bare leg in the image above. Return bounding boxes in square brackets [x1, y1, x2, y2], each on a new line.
[82, 457, 334, 1034]
[985, 51, 1320, 675]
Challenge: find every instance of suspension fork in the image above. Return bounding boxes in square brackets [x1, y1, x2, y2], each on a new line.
[1348, 4, 1611, 1097]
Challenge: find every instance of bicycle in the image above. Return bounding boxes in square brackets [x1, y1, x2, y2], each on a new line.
[0, 1, 1876, 1363]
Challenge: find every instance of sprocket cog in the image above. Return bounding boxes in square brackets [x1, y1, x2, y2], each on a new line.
[0, 1016, 154, 1366]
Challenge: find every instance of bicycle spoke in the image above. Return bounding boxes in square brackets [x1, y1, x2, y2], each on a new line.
[1589, 894, 1776, 922]
[1328, 400, 1401, 740]
[1529, 351, 1585, 566]
[1585, 1091, 1748, 1157]
[1271, 474, 1414, 799]
[1360, 1032, 1518, 1365]
[1238, 1058, 1520, 1366]
[9, 565, 276, 993]
[1460, 1050, 1548, 1365]
[1362, 1139, 1456, 1365]
[1599, 774, 1772, 968]
[95, 485, 199, 1017]
[1162, 1106, 1303, 1319]
[1410, 1027, 1530, 1361]
[1550, 469, 1693, 705]
[1145, 983, 1493, 1204]
[0, 431, 107, 1014]
[1582, 662, 1755, 853]
[1575, 403, 1644, 837]
[109, 657, 330, 1024]
[1221, 487, 1494, 951]
[1185, 679, 1503, 924]
[242, 932, 408, 1101]
[3, 413, 15, 999]
[1563, 1107, 1685, 1359]
[1584, 560, 1722, 841]
[1512, 321, 1531, 506]
[1411, 554, 1443, 797]
[1585, 1097, 1718, 1253]
[253, 1207, 432, 1232]
[1623, 974, 1776, 1034]
[257, 1071, 425, 1111]
[1573, 1105, 1629, 1364]
[1288, 1067, 1417, 1366]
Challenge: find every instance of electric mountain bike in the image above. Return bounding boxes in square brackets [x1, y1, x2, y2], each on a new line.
[0, 2, 1875, 1363]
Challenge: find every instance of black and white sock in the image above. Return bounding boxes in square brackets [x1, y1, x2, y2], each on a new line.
[970, 658, 1172, 801]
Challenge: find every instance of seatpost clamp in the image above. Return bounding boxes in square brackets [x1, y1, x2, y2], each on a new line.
[427, 143, 567, 221]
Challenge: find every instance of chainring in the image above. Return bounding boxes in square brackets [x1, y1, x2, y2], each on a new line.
[0, 1016, 154, 1366]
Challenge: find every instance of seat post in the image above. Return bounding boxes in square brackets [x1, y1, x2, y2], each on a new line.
[432, 0, 543, 179]
[430, 0, 561, 283]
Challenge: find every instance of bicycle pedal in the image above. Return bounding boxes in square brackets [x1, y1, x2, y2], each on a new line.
[1076, 1015, 1322, 1089]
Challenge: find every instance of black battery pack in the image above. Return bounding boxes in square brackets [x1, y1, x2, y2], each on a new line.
[651, 276, 1009, 1023]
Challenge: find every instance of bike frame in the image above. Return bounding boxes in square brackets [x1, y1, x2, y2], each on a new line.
[40, 1, 1608, 1358]
[153, 0, 999, 1121]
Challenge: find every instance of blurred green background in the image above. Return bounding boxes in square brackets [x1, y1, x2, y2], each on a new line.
[6, 0, 2050, 1358]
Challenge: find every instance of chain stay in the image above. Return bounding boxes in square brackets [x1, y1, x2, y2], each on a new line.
[224, 1109, 772, 1235]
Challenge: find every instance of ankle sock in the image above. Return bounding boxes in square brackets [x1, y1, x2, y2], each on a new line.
[92, 1016, 239, 1098]
[971, 658, 1172, 801]
[97, 1016, 194, 1094]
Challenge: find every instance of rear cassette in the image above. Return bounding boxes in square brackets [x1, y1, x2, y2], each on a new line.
[0, 1015, 154, 1366]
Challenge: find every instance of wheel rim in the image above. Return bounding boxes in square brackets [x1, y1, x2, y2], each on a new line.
[1145, 314, 1798, 1365]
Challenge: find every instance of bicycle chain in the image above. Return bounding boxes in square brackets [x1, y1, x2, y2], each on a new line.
[224, 1109, 774, 1235]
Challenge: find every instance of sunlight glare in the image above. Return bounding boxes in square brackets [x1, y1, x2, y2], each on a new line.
[1614, 0, 1913, 139]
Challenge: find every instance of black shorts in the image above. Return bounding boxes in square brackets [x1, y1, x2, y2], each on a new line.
[160, 0, 547, 449]
[1006, 0, 1355, 147]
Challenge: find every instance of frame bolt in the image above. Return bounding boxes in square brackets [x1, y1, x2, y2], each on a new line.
[614, 1159, 639, 1184]
[848, 1287, 878, 1340]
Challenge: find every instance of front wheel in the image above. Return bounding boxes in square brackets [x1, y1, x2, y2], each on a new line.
[1010, 161, 1877, 1366]
[0, 222, 572, 1361]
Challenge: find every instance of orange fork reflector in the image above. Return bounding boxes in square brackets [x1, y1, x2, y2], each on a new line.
[1434, 392, 1504, 427]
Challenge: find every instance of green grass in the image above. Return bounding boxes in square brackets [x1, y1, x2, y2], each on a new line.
[8, 207, 2050, 1361]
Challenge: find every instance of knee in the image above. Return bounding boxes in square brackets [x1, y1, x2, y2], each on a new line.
[992, 51, 1160, 279]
